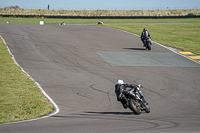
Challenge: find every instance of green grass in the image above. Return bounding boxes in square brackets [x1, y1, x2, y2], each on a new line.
[0, 38, 54, 123]
[1, 17, 200, 24]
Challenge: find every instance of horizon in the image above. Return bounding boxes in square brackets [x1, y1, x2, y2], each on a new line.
[1, 0, 200, 11]
[1, 5, 200, 11]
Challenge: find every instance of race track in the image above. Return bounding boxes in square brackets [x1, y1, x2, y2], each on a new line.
[0, 23, 200, 133]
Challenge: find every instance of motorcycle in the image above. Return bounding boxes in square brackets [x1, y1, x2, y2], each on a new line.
[144, 37, 152, 50]
[120, 85, 150, 115]
[97, 21, 103, 24]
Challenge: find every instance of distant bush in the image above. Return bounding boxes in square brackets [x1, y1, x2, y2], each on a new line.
[4, 5, 20, 9]
[187, 13, 196, 16]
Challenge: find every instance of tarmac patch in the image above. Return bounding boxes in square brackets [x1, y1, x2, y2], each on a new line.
[97, 52, 200, 67]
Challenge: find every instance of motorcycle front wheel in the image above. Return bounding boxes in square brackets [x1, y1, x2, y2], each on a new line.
[128, 99, 141, 115]
[145, 104, 150, 113]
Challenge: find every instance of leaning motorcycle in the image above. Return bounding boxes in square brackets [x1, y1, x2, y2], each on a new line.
[121, 85, 150, 115]
[144, 37, 152, 50]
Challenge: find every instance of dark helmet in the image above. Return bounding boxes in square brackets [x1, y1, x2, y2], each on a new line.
[143, 28, 147, 31]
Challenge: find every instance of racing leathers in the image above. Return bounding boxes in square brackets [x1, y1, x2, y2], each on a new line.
[115, 83, 147, 109]
[141, 29, 152, 47]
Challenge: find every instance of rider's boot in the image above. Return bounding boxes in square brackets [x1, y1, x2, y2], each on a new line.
[121, 97, 128, 109]
[142, 40, 145, 47]
[123, 103, 128, 109]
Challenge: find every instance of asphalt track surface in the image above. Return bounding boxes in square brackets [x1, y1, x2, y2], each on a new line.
[0, 23, 200, 133]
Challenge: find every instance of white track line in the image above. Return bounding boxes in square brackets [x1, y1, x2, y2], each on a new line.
[0, 35, 60, 125]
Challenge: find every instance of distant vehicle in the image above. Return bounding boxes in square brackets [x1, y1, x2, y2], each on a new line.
[59, 22, 65, 25]
[97, 21, 103, 24]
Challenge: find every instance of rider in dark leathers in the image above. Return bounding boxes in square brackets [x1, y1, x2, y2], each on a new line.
[141, 28, 152, 47]
[115, 79, 147, 109]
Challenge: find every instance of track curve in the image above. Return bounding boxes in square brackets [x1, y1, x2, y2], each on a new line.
[0, 23, 200, 133]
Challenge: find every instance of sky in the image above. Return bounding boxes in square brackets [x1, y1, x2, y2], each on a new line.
[1, 0, 200, 10]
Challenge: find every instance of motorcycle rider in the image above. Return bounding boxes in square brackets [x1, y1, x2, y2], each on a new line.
[115, 79, 147, 109]
[141, 28, 152, 47]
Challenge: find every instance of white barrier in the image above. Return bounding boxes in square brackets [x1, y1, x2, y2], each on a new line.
[40, 21, 44, 25]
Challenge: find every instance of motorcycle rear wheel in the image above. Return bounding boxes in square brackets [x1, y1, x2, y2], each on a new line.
[146, 42, 151, 50]
[128, 99, 141, 115]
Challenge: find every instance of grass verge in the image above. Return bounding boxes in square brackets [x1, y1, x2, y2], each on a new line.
[1, 17, 200, 24]
[0, 37, 54, 124]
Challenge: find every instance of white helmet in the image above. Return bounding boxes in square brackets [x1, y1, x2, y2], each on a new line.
[116, 79, 124, 84]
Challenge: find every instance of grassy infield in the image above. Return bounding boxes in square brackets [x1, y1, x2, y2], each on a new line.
[0, 16, 200, 123]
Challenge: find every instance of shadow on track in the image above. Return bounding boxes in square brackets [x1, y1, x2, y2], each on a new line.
[50, 112, 135, 119]
[123, 48, 146, 50]
[84, 111, 134, 115]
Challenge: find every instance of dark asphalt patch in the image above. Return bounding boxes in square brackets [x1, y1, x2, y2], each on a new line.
[97, 52, 200, 67]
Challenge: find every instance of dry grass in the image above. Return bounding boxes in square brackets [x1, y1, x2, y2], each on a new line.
[0, 8, 200, 16]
